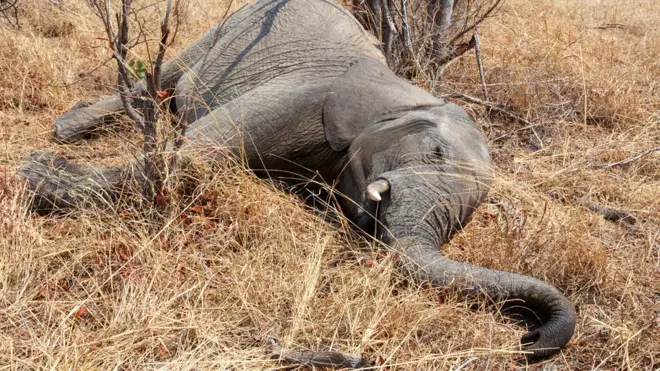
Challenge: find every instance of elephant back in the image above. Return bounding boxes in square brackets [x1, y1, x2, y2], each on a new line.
[175, 0, 385, 120]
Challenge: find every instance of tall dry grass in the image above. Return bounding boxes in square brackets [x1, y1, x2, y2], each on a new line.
[1, 0, 658, 369]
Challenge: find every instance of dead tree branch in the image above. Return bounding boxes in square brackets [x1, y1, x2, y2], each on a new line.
[591, 146, 660, 169]
[547, 192, 637, 226]
[472, 0, 489, 101]
[400, 0, 413, 56]
[0, 0, 19, 27]
[473, 32, 489, 100]
[443, 91, 535, 127]
[353, 0, 503, 78]
[268, 336, 372, 369]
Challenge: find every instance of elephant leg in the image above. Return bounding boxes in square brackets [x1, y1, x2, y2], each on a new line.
[21, 94, 265, 213]
[18, 151, 131, 212]
[25, 75, 327, 213]
[52, 18, 237, 143]
[179, 77, 329, 172]
[52, 94, 127, 143]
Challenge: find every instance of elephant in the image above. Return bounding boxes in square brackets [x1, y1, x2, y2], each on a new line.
[19, 0, 576, 363]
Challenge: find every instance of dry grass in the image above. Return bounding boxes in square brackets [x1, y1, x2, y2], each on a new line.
[1, 0, 659, 369]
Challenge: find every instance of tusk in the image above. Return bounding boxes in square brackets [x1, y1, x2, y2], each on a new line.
[366, 179, 390, 202]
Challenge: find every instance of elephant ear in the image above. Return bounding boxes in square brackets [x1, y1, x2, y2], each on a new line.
[323, 58, 444, 151]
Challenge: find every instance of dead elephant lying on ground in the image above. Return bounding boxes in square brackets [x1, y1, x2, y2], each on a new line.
[19, 0, 576, 366]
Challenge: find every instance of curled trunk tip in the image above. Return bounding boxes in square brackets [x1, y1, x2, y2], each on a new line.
[400, 242, 576, 359]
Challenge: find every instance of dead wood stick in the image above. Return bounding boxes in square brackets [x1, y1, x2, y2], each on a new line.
[473, 33, 489, 101]
[380, 0, 397, 59]
[443, 91, 539, 129]
[472, 0, 489, 102]
[578, 200, 637, 225]
[268, 337, 372, 369]
[592, 23, 628, 30]
[400, 0, 413, 57]
[592, 146, 660, 169]
[443, 92, 545, 147]
[547, 192, 637, 225]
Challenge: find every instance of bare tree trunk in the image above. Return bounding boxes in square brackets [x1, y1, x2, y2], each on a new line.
[400, 0, 413, 56]
[438, 0, 455, 34]
[380, 0, 397, 58]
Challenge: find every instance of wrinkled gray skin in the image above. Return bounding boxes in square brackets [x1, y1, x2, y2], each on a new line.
[24, 0, 575, 359]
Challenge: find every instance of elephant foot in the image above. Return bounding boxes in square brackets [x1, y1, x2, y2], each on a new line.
[53, 96, 124, 143]
[18, 151, 123, 213]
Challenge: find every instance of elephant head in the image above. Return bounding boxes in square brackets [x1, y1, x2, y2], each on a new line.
[324, 59, 576, 358]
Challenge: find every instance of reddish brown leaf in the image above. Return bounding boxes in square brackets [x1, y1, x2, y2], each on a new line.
[119, 250, 131, 261]
[74, 304, 88, 318]
[190, 205, 204, 215]
[155, 192, 169, 206]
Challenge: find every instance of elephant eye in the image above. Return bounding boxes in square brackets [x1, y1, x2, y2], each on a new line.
[429, 145, 444, 162]
[421, 137, 445, 163]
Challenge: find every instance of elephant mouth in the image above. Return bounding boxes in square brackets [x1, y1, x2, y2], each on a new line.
[353, 178, 392, 236]
[358, 177, 408, 243]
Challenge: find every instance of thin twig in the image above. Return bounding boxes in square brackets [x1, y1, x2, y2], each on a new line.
[448, 0, 502, 46]
[592, 146, 660, 169]
[473, 32, 489, 100]
[444, 91, 533, 126]
[591, 23, 628, 30]
[472, 1, 489, 101]
[199, 0, 234, 69]
[445, 91, 545, 146]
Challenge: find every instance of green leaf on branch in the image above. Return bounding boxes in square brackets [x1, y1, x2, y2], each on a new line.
[127, 58, 148, 81]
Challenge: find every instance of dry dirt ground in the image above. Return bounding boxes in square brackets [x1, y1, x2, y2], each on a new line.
[1, 0, 658, 369]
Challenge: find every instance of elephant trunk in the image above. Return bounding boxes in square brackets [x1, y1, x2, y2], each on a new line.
[376, 170, 576, 358]
[400, 239, 576, 358]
